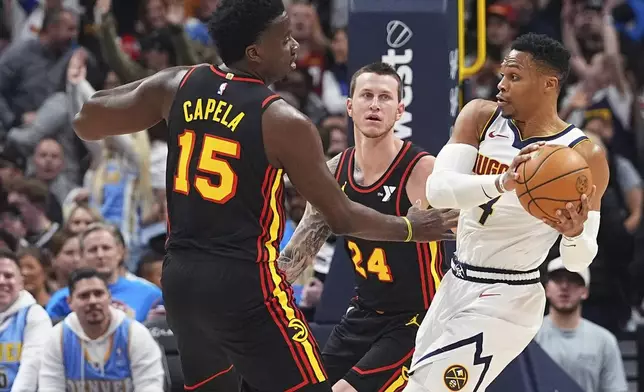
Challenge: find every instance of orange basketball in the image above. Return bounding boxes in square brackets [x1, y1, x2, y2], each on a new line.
[515, 144, 593, 222]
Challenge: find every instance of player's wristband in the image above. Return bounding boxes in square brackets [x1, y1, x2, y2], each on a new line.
[496, 174, 507, 193]
[559, 211, 600, 272]
[402, 217, 413, 242]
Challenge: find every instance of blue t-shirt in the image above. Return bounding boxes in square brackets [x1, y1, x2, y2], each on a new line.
[46, 277, 161, 323]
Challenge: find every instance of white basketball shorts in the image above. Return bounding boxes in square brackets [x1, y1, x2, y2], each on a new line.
[403, 263, 545, 392]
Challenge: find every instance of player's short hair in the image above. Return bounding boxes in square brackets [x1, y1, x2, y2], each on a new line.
[511, 33, 571, 88]
[349, 62, 403, 101]
[68, 267, 108, 295]
[208, 0, 286, 65]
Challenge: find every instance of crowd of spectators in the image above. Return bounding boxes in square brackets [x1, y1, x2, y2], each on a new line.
[0, 0, 641, 390]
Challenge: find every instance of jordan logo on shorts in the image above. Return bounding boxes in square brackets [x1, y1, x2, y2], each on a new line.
[405, 314, 420, 328]
[443, 364, 469, 391]
[453, 264, 465, 278]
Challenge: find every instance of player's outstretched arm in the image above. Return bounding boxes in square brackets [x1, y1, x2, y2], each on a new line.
[278, 154, 340, 282]
[73, 66, 192, 141]
[547, 140, 609, 272]
[425, 99, 540, 210]
[263, 101, 458, 243]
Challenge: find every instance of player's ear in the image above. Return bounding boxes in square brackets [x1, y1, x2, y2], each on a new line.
[346, 98, 353, 118]
[544, 75, 558, 93]
[396, 100, 405, 121]
[246, 45, 261, 64]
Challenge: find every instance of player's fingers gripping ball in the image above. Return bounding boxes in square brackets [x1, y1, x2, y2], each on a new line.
[514, 144, 593, 223]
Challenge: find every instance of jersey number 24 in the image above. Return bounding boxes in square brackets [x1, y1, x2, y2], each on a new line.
[173, 130, 240, 203]
[347, 240, 393, 282]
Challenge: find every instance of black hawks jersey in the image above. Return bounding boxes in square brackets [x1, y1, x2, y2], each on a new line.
[165, 64, 286, 263]
[335, 141, 446, 313]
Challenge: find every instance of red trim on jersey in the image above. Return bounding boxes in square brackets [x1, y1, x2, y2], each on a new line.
[378, 367, 407, 392]
[209, 65, 264, 84]
[179, 66, 198, 89]
[259, 262, 312, 387]
[352, 349, 414, 375]
[416, 243, 430, 309]
[334, 150, 349, 181]
[184, 365, 234, 390]
[262, 94, 281, 108]
[256, 169, 325, 385]
[256, 167, 277, 263]
[347, 142, 411, 193]
[395, 151, 429, 216]
[437, 244, 445, 278]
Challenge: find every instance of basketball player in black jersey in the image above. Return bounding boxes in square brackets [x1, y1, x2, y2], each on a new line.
[71, 1, 459, 390]
[280, 62, 447, 392]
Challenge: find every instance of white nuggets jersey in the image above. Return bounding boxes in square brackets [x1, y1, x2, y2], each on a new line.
[456, 107, 589, 271]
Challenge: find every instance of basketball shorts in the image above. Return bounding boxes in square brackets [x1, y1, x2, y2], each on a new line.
[322, 298, 424, 391]
[403, 260, 545, 392]
[162, 253, 331, 392]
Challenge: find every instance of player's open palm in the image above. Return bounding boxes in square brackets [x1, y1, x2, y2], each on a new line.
[406, 202, 459, 242]
[501, 142, 546, 192]
[542, 185, 596, 237]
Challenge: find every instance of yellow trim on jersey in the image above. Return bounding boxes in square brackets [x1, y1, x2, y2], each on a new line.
[478, 107, 499, 141]
[429, 241, 441, 290]
[264, 169, 326, 382]
[511, 120, 573, 142]
[571, 138, 591, 149]
[384, 372, 408, 392]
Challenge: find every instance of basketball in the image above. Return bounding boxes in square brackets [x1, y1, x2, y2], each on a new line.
[515, 144, 593, 222]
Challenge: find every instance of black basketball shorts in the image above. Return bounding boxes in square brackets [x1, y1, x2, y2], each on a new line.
[162, 253, 332, 391]
[322, 298, 425, 391]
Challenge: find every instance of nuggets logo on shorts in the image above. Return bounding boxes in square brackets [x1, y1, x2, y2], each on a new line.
[288, 319, 309, 343]
[443, 364, 468, 391]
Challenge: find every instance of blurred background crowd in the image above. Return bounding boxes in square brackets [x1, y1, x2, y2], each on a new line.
[0, 0, 642, 390]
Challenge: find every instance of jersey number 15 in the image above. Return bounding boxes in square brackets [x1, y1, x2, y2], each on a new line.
[173, 130, 240, 203]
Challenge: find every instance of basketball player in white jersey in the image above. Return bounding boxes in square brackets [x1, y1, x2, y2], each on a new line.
[403, 33, 610, 392]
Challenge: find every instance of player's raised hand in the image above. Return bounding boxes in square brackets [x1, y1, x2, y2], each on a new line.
[542, 185, 596, 237]
[405, 202, 459, 242]
[500, 142, 546, 192]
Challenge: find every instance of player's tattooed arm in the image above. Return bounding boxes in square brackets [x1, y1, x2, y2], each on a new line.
[279, 153, 342, 282]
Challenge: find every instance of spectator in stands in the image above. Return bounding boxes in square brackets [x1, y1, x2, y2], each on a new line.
[583, 124, 640, 332]
[7, 178, 60, 248]
[0, 205, 28, 250]
[46, 230, 83, 291]
[0, 249, 52, 391]
[561, 0, 636, 163]
[63, 202, 102, 235]
[321, 28, 348, 115]
[287, 1, 329, 94]
[46, 223, 162, 323]
[29, 138, 75, 206]
[17, 247, 54, 307]
[535, 258, 628, 392]
[39, 268, 165, 391]
[0, 7, 80, 135]
[136, 250, 163, 289]
[487, 3, 519, 60]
